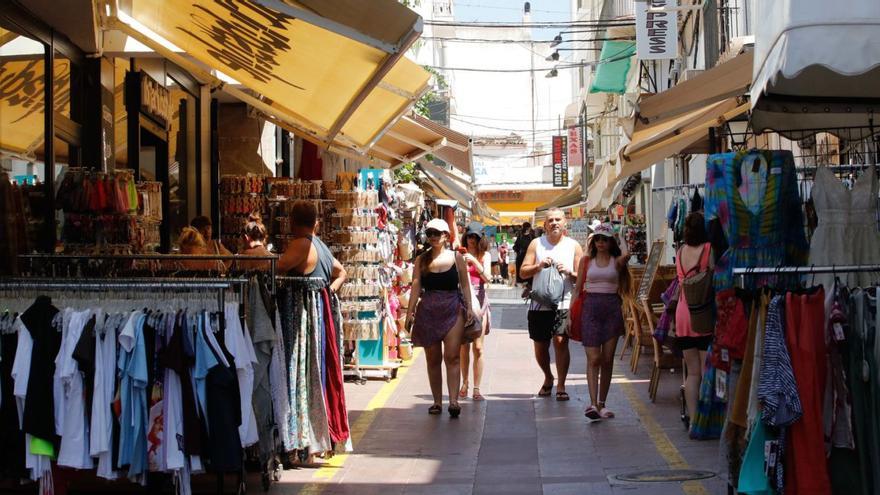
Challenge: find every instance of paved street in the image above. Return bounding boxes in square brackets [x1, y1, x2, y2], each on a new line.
[266, 291, 727, 495]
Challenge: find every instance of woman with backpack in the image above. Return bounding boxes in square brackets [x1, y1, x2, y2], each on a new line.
[674, 212, 715, 431]
[573, 223, 631, 421]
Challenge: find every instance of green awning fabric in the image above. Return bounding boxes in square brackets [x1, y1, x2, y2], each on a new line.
[589, 41, 636, 95]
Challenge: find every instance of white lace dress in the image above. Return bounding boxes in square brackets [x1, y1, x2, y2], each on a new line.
[809, 165, 880, 289]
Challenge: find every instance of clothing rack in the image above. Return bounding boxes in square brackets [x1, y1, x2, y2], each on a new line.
[0, 278, 240, 313]
[0, 276, 251, 495]
[19, 253, 278, 294]
[650, 182, 705, 193]
[733, 265, 880, 287]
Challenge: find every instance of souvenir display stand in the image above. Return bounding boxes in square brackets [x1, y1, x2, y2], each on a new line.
[331, 172, 402, 382]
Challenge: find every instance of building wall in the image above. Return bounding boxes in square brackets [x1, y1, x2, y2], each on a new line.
[216, 103, 276, 177]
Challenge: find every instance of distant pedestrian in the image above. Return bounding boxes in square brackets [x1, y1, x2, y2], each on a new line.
[519, 209, 582, 401]
[498, 242, 509, 283]
[459, 222, 491, 401]
[489, 241, 501, 283]
[513, 222, 535, 284]
[405, 219, 478, 418]
[573, 223, 631, 421]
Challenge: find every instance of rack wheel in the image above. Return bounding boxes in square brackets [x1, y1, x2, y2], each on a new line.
[391, 368, 399, 379]
[262, 472, 271, 492]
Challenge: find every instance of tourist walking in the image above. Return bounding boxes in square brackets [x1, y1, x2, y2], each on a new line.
[519, 209, 582, 401]
[460, 222, 491, 401]
[498, 241, 510, 284]
[574, 223, 631, 421]
[674, 212, 714, 430]
[405, 219, 477, 418]
[513, 222, 535, 284]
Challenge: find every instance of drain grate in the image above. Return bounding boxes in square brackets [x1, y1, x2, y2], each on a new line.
[614, 469, 716, 483]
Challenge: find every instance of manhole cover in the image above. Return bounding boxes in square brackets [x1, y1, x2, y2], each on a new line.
[614, 469, 716, 483]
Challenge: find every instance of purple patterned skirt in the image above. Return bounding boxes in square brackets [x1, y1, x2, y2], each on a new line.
[412, 290, 464, 348]
[579, 292, 625, 347]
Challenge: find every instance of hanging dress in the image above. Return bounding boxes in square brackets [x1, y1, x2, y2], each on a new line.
[808, 165, 880, 290]
[704, 150, 809, 291]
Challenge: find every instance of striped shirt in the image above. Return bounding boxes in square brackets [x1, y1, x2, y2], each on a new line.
[758, 295, 802, 427]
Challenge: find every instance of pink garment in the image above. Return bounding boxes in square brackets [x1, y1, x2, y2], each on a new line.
[467, 254, 486, 286]
[675, 243, 712, 338]
[584, 257, 619, 294]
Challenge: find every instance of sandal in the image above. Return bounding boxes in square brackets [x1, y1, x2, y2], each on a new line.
[556, 391, 570, 401]
[448, 404, 461, 418]
[584, 406, 602, 422]
[473, 387, 485, 401]
[428, 404, 442, 415]
[597, 402, 615, 418]
[537, 384, 553, 397]
[459, 385, 469, 400]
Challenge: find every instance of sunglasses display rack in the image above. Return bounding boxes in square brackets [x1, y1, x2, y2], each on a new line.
[624, 215, 648, 265]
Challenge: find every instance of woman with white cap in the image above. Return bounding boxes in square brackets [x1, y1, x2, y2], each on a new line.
[573, 223, 631, 421]
[405, 218, 478, 418]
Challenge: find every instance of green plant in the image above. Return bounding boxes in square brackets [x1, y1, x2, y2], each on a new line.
[393, 162, 417, 183]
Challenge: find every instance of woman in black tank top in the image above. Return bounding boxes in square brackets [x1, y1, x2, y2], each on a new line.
[404, 219, 477, 418]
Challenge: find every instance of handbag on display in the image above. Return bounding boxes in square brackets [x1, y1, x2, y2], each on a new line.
[679, 244, 715, 334]
[568, 258, 590, 342]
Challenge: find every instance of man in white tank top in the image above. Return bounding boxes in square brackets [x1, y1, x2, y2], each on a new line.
[519, 208, 583, 401]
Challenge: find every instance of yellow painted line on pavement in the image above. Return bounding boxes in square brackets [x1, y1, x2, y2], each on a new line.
[302, 348, 423, 491]
[619, 381, 709, 495]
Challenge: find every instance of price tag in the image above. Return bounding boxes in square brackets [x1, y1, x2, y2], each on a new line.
[764, 440, 779, 476]
[833, 322, 845, 342]
[721, 348, 730, 363]
[715, 369, 728, 400]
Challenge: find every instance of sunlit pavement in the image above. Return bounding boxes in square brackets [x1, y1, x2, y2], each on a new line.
[266, 294, 728, 495]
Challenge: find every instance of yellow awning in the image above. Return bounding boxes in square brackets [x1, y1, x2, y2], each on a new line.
[119, 0, 430, 156]
[614, 51, 753, 183]
[535, 178, 582, 212]
[409, 114, 472, 175]
[371, 115, 450, 167]
[417, 160, 473, 208]
[487, 201, 546, 213]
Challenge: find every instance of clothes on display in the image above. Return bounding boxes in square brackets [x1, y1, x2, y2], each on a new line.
[275, 279, 351, 453]
[54, 169, 161, 253]
[704, 150, 809, 291]
[0, 174, 44, 276]
[808, 164, 880, 289]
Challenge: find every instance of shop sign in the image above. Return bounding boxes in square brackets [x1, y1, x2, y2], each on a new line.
[477, 191, 523, 201]
[635, 0, 678, 60]
[140, 72, 171, 128]
[567, 126, 582, 168]
[552, 135, 569, 187]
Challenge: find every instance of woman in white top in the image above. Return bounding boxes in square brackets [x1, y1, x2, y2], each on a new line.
[573, 223, 631, 421]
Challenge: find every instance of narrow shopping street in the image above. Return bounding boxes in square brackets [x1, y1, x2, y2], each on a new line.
[269, 290, 724, 495]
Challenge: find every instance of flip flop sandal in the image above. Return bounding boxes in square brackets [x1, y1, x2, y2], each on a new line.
[473, 388, 485, 401]
[448, 404, 461, 418]
[599, 408, 615, 418]
[459, 386, 469, 400]
[428, 405, 442, 415]
[556, 391, 570, 401]
[537, 384, 553, 397]
[584, 406, 602, 422]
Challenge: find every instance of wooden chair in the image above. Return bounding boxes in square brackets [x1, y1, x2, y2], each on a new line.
[639, 298, 683, 402]
[619, 296, 639, 361]
[629, 297, 655, 374]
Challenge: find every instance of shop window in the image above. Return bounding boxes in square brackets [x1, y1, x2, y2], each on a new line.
[0, 25, 45, 163]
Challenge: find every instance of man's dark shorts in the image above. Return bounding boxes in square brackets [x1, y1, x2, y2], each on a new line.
[528, 310, 569, 342]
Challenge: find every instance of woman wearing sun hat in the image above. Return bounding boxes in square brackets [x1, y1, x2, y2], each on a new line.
[405, 218, 478, 418]
[573, 222, 632, 421]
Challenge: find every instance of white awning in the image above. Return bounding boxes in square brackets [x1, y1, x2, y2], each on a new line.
[751, 0, 880, 138]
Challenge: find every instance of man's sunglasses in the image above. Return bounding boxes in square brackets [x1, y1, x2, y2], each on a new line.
[425, 229, 443, 238]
